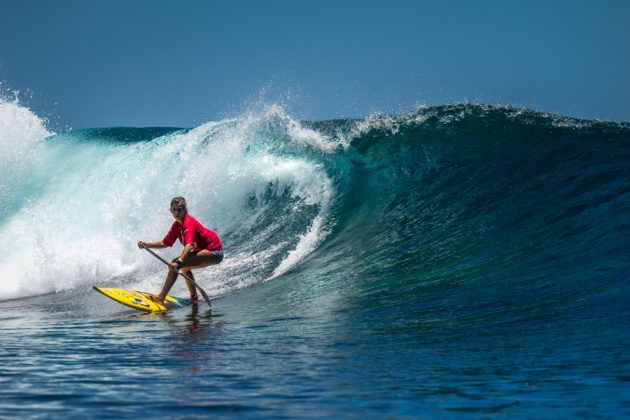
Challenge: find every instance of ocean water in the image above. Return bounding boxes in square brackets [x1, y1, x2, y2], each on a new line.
[0, 98, 629, 418]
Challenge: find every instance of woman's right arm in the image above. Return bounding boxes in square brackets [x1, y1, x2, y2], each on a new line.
[137, 241, 167, 249]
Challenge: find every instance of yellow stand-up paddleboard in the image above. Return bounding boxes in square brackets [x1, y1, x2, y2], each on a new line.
[93, 286, 192, 312]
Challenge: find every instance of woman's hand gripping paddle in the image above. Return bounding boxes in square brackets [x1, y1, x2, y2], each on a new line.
[143, 247, 212, 309]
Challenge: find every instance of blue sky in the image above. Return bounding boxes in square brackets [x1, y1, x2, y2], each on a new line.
[1, 0, 629, 128]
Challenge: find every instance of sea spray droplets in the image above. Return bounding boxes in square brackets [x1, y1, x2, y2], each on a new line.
[249, 104, 348, 152]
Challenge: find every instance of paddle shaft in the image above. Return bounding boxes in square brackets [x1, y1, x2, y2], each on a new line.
[143, 247, 212, 308]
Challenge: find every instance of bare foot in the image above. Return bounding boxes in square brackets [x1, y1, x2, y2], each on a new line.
[189, 294, 204, 303]
[147, 294, 164, 305]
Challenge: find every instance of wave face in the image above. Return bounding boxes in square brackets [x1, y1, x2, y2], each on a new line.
[301, 106, 630, 337]
[0, 101, 629, 328]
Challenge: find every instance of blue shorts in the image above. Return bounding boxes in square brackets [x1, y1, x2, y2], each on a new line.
[186, 249, 224, 263]
[211, 249, 224, 262]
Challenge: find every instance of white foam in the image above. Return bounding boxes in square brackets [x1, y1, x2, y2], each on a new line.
[270, 214, 328, 279]
[0, 97, 52, 145]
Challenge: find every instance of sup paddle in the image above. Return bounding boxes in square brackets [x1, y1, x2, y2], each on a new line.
[143, 247, 212, 309]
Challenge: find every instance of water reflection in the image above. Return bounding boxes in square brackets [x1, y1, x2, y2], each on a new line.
[125, 303, 225, 334]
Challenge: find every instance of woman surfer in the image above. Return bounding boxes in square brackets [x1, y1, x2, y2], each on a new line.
[137, 196, 223, 304]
